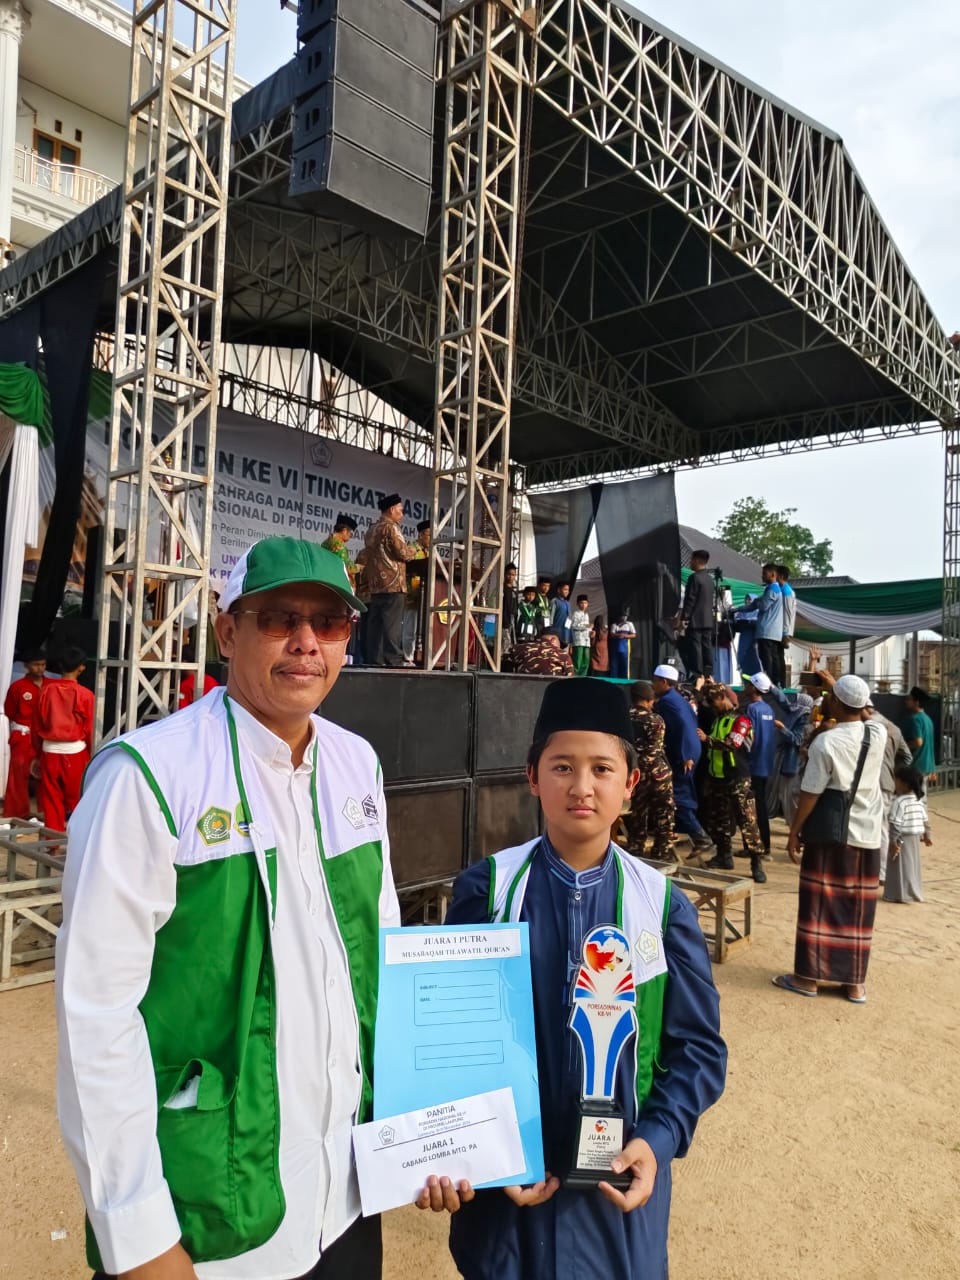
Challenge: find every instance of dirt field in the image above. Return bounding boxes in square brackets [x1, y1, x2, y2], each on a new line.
[2, 799, 959, 1280]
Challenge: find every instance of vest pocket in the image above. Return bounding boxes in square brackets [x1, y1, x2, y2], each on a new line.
[156, 1059, 238, 1223]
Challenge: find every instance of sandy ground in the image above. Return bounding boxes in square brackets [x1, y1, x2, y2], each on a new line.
[2, 799, 959, 1280]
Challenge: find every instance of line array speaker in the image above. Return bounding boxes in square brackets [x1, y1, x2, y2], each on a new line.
[291, 0, 437, 238]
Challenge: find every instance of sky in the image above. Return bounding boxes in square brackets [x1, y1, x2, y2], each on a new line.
[187, 2, 959, 581]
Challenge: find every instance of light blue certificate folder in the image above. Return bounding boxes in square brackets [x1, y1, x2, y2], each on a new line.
[373, 924, 545, 1187]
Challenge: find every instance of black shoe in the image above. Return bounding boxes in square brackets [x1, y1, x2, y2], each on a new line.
[750, 856, 767, 884]
[705, 854, 734, 870]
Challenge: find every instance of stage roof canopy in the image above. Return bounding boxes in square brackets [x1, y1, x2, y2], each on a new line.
[2, 1, 957, 487]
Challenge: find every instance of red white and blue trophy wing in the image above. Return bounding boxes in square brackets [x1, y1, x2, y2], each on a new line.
[565, 924, 637, 1186]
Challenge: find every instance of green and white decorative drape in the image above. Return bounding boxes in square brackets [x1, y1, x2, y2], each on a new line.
[0, 362, 45, 792]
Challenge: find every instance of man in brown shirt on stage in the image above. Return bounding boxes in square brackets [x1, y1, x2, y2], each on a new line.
[364, 492, 419, 666]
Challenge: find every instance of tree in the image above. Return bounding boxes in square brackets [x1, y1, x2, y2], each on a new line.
[714, 498, 834, 577]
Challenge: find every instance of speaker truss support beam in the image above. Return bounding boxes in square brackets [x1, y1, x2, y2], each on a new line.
[942, 427, 960, 766]
[426, 0, 530, 671]
[532, 0, 955, 423]
[96, 0, 236, 741]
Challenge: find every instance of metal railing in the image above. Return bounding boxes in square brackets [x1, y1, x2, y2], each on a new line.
[14, 144, 117, 208]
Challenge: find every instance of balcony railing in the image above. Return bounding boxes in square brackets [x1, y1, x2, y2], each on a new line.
[14, 144, 117, 208]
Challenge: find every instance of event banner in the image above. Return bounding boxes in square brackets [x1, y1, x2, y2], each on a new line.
[29, 408, 439, 595]
[205, 411, 435, 583]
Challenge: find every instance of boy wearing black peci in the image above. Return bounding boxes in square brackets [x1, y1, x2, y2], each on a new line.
[442, 680, 726, 1279]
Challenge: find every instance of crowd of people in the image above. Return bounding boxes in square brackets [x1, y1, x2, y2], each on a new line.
[614, 663, 934, 1005]
[500, 574, 637, 680]
[674, 548, 797, 685]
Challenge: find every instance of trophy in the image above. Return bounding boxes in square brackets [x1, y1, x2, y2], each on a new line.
[565, 924, 637, 1189]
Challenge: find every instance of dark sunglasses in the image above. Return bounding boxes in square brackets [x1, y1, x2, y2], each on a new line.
[233, 608, 355, 641]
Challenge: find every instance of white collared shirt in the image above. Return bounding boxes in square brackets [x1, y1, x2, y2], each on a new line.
[801, 721, 887, 849]
[57, 701, 399, 1279]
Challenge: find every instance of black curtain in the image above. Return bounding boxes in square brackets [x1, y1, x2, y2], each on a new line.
[593, 474, 681, 679]
[528, 482, 603, 587]
[0, 254, 108, 653]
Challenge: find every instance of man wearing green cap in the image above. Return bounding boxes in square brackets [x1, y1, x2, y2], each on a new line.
[56, 536, 469, 1280]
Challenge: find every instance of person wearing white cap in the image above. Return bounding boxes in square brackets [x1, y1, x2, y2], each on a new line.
[777, 672, 887, 1004]
[56, 537, 466, 1280]
[651, 665, 714, 855]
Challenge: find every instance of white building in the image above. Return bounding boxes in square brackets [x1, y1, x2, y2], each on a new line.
[0, 0, 245, 259]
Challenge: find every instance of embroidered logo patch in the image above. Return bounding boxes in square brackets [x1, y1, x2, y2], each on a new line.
[342, 796, 365, 830]
[234, 802, 250, 837]
[636, 929, 660, 965]
[197, 806, 232, 846]
[362, 794, 378, 822]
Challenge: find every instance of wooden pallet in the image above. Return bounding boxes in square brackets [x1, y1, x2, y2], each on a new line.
[0, 820, 67, 992]
[639, 858, 753, 963]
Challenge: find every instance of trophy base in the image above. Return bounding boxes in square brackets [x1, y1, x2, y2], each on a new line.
[562, 1105, 632, 1190]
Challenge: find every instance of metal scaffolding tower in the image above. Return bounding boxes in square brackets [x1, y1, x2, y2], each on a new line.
[96, 0, 236, 741]
[942, 421, 960, 778]
[426, 0, 531, 671]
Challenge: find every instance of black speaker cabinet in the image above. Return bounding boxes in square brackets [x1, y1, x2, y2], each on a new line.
[474, 672, 555, 775]
[386, 781, 468, 884]
[473, 778, 541, 862]
[320, 669, 473, 783]
[291, 0, 437, 237]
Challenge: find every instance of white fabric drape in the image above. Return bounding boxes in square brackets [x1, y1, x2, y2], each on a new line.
[0, 416, 40, 794]
[796, 602, 942, 637]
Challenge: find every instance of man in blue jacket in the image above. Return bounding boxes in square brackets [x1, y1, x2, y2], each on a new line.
[652, 664, 714, 855]
[755, 564, 783, 683]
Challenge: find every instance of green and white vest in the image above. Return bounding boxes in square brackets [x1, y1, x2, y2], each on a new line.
[83, 688, 386, 1267]
[487, 839, 671, 1113]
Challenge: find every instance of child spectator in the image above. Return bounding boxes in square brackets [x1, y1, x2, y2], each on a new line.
[3, 650, 49, 818]
[442, 678, 726, 1279]
[570, 595, 591, 675]
[883, 766, 931, 904]
[589, 614, 609, 674]
[609, 609, 636, 679]
[549, 582, 573, 649]
[33, 646, 94, 832]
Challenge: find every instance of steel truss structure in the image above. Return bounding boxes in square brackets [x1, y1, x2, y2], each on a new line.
[96, 0, 236, 739]
[95, 335, 438, 466]
[427, 0, 529, 669]
[530, 0, 954, 420]
[1, 0, 957, 688]
[943, 427, 960, 767]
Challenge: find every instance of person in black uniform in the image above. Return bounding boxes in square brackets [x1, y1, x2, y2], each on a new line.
[679, 551, 715, 679]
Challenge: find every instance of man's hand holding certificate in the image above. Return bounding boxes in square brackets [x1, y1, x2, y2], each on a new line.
[352, 924, 545, 1215]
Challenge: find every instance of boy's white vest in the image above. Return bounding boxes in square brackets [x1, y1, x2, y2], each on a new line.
[487, 838, 671, 1114]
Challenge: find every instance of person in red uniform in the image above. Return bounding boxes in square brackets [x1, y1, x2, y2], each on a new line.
[176, 644, 219, 710]
[33, 646, 94, 832]
[3, 652, 49, 818]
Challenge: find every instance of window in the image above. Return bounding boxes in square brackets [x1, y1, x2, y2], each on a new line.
[32, 130, 81, 197]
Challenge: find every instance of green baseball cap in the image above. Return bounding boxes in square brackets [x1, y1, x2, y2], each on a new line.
[219, 536, 365, 614]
